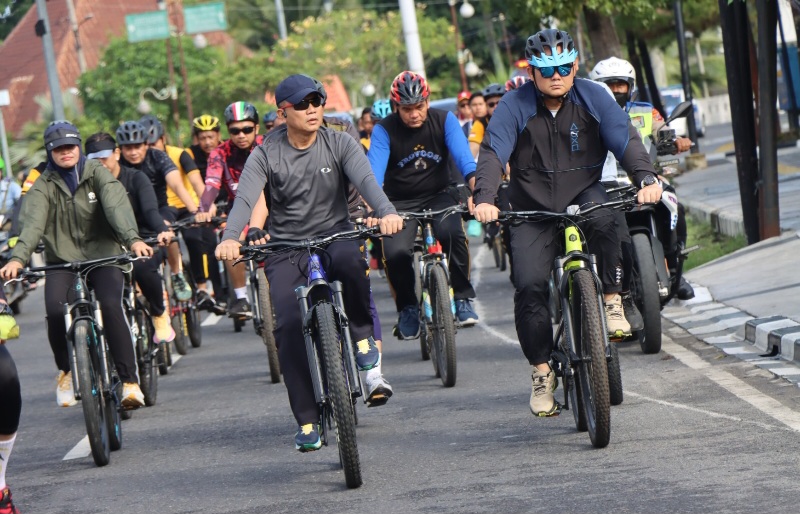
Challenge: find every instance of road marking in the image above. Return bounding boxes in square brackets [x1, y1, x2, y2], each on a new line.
[63, 435, 90, 460]
[471, 246, 519, 346]
[662, 338, 800, 432]
[201, 314, 222, 326]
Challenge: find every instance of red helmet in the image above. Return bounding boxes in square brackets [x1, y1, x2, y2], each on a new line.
[505, 76, 530, 91]
[390, 71, 430, 105]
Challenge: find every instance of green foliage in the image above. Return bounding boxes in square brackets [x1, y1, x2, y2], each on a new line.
[684, 215, 747, 271]
[0, 0, 33, 42]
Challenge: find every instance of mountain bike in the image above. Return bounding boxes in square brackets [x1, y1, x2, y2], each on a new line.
[9, 254, 143, 465]
[168, 217, 208, 352]
[400, 205, 464, 388]
[247, 258, 280, 383]
[239, 227, 379, 489]
[122, 269, 158, 406]
[501, 199, 634, 448]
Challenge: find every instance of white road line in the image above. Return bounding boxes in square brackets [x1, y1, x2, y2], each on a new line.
[201, 313, 222, 326]
[471, 245, 519, 346]
[63, 435, 90, 460]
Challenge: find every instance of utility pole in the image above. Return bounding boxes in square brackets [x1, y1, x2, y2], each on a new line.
[448, 0, 469, 92]
[274, 0, 288, 41]
[398, 0, 426, 76]
[673, 0, 699, 153]
[65, 0, 87, 73]
[35, 0, 65, 121]
[170, 0, 194, 123]
[0, 90, 13, 179]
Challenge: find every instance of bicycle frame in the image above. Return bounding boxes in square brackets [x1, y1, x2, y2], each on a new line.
[417, 221, 455, 322]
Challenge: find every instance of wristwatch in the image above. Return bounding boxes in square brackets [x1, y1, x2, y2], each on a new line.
[641, 174, 660, 189]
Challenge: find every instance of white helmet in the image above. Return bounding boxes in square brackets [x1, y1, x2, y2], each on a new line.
[590, 57, 636, 102]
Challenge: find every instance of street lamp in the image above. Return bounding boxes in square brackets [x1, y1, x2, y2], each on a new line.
[361, 83, 376, 98]
[459, 1, 475, 19]
[138, 86, 177, 115]
[448, 0, 475, 92]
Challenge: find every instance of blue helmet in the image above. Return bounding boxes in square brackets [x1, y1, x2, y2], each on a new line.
[525, 29, 578, 68]
[371, 99, 392, 121]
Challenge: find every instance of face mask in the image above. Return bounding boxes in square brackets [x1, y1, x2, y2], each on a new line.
[613, 92, 628, 109]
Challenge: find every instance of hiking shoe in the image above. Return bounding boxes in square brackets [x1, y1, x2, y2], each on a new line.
[151, 311, 175, 343]
[354, 337, 380, 371]
[56, 371, 77, 407]
[530, 367, 560, 417]
[604, 294, 631, 338]
[295, 424, 322, 452]
[621, 292, 644, 332]
[395, 305, 420, 340]
[456, 299, 479, 326]
[365, 372, 394, 407]
[0, 304, 19, 340]
[676, 277, 695, 300]
[171, 273, 193, 302]
[228, 298, 252, 319]
[121, 382, 145, 409]
[0, 487, 20, 514]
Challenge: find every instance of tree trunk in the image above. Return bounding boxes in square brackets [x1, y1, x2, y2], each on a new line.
[582, 8, 622, 63]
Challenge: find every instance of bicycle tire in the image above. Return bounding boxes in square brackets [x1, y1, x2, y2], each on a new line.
[607, 342, 624, 406]
[135, 309, 158, 406]
[106, 371, 122, 452]
[419, 321, 431, 362]
[73, 320, 111, 466]
[564, 324, 587, 432]
[314, 302, 362, 489]
[413, 251, 423, 305]
[498, 235, 507, 272]
[430, 265, 457, 387]
[187, 306, 202, 348]
[492, 236, 502, 268]
[171, 312, 189, 355]
[257, 269, 281, 383]
[157, 340, 169, 375]
[631, 233, 662, 354]
[571, 270, 611, 448]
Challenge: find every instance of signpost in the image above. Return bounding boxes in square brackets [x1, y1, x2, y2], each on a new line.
[126, 11, 170, 43]
[184, 2, 227, 35]
[0, 90, 12, 179]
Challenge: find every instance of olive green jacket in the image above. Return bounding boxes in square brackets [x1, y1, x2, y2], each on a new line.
[10, 159, 142, 266]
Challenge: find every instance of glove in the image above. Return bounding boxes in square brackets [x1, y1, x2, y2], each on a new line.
[7, 236, 18, 248]
[246, 227, 269, 245]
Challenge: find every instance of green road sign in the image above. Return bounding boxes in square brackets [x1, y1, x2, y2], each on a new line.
[184, 2, 228, 35]
[126, 11, 170, 43]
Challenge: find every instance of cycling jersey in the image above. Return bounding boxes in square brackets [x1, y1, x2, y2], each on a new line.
[200, 135, 265, 211]
[116, 164, 169, 236]
[187, 145, 209, 178]
[164, 145, 200, 209]
[120, 148, 177, 208]
[467, 116, 488, 145]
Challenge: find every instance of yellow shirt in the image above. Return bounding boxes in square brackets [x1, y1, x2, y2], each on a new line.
[21, 167, 41, 195]
[165, 145, 200, 209]
[468, 119, 486, 145]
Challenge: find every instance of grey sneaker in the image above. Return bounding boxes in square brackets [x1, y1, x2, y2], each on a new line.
[621, 292, 644, 332]
[365, 372, 394, 407]
[530, 367, 559, 417]
[604, 294, 631, 338]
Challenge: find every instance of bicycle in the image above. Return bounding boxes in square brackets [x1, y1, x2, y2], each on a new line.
[122, 268, 158, 407]
[246, 258, 280, 383]
[500, 199, 635, 448]
[398, 205, 464, 388]
[8, 253, 144, 465]
[238, 227, 379, 489]
[167, 217, 209, 352]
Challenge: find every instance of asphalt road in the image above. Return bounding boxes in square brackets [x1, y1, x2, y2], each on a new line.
[5, 244, 800, 513]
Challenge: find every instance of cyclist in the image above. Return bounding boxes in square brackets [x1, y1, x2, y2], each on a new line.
[196, 101, 266, 319]
[215, 74, 403, 451]
[463, 91, 486, 137]
[456, 90, 472, 126]
[591, 56, 695, 300]
[468, 83, 505, 159]
[472, 29, 662, 416]
[116, 120, 198, 303]
[0, 121, 153, 409]
[368, 70, 479, 339]
[262, 111, 279, 132]
[0, 292, 20, 514]
[85, 132, 176, 343]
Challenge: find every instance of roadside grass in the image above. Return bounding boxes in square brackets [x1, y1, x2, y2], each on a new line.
[683, 216, 747, 271]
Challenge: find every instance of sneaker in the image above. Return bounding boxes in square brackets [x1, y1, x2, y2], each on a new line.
[294, 423, 322, 452]
[0, 305, 19, 340]
[171, 273, 193, 302]
[56, 370, 77, 407]
[676, 277, 695, 300]
[0, 487, 19, 514]
[121, 382, 145, 409]
[365, 373, 393, 407]
[455, 299, 479, 326]
[228, 298, 252, 319]
[621, 292, 644, 332]
[395, 305, 420, 340]
[354, 337, 380, 371]
[604, 294, 631, 338]
[195, 289, 214, 311]
[151, 311, 176, 343]
[530, 367, 560, 417]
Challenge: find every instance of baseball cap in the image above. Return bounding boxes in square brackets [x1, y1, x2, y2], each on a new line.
[275, 74, 321, 106]
[457, 90, 471, 104]
[44, 121, 81, 150]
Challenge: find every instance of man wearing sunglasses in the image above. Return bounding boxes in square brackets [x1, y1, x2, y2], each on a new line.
[214, 74, 403, 452]
[472, 29, 661, 418]
[468, 83, 505, 159]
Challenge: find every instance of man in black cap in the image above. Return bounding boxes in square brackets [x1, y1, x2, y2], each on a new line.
[215, 74, 403, 453]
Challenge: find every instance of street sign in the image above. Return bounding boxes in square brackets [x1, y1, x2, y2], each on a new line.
[184, 2, 227, 35]
[126, 11, 170, 43]
[0, 90, 9, 107]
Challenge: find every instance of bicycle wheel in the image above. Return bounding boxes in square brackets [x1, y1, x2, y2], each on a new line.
[563, 326, 587, 432]
[420, 318, 431, 362]
[571, 269, 611, 448]
[607, 341, 624, 406]
[314, 302, 362, 489]
[73, 320, 111, 466]
[257, 269, 281, 383]
[492, 235, 502, 268]
[171, 311, 189, 355]
[429, 265, 457, 387]
[157, 340, 170, 376]
[135, 309, 158, 406]
[186, 305, 202, 348]
[631, 233, 662, 354]
[498, 235, 507, 272]
[105, 370, 122, 452]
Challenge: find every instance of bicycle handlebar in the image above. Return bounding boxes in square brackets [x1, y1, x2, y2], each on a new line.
[4, 253, 147, 286]
[398, 205, 467, 220]
[237, 226, 380, 261]
[498, 198, 641, 222]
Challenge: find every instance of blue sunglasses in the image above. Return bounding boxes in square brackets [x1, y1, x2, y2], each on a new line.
[535, 62, 574, 79]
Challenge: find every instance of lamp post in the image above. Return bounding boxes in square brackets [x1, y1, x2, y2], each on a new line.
[0, 90, 13, 179]
[448, 0, 475, 92]
[494, 13, 513, 67]
[138, 86, 177, 116]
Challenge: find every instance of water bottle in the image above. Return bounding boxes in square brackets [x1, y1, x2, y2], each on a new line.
[422, 291, 433, 321]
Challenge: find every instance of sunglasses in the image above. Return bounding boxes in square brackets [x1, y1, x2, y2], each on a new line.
[535, 62, 574, 79]
[228, 126, 256, 136]
[486, 100, 500, 108]
[286, 96, 324, 111]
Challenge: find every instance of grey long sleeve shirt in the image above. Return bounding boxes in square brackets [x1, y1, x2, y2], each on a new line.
[223, 126, 397, 242]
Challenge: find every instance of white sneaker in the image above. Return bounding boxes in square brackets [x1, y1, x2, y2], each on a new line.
[56, 371, 77, 407]
[365, 372, 393, 407]
[530, 366, 559, 417]
[604, 294, 631, 338]
[121, 382, 145, 409]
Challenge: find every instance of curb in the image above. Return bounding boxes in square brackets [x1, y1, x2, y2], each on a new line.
[745, 317, 800, 364]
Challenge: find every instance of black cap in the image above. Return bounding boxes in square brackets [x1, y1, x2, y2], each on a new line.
[44, 121, 81, 150]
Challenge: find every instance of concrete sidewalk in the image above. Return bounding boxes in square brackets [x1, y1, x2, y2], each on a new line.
[666, 145, 800, 379]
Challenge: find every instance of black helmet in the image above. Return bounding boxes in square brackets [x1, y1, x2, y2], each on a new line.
[139, 114, 165, 145]
[525, 29, 578, 67]
[223, 101, 259, 125]
[115, 121, 148, 145]
[301, 74, 328, 104]
[390, 71, 430, 105]
[482, 83, 506, 99]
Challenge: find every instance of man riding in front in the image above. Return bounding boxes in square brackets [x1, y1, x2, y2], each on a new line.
[472, 29, 662, 417]
[368, 71, 480, 339]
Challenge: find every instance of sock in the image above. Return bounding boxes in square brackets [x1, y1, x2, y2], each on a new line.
[0, 434, 16, 490]
[234, 287, 247, 300]
[366, 362, 382, 380]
